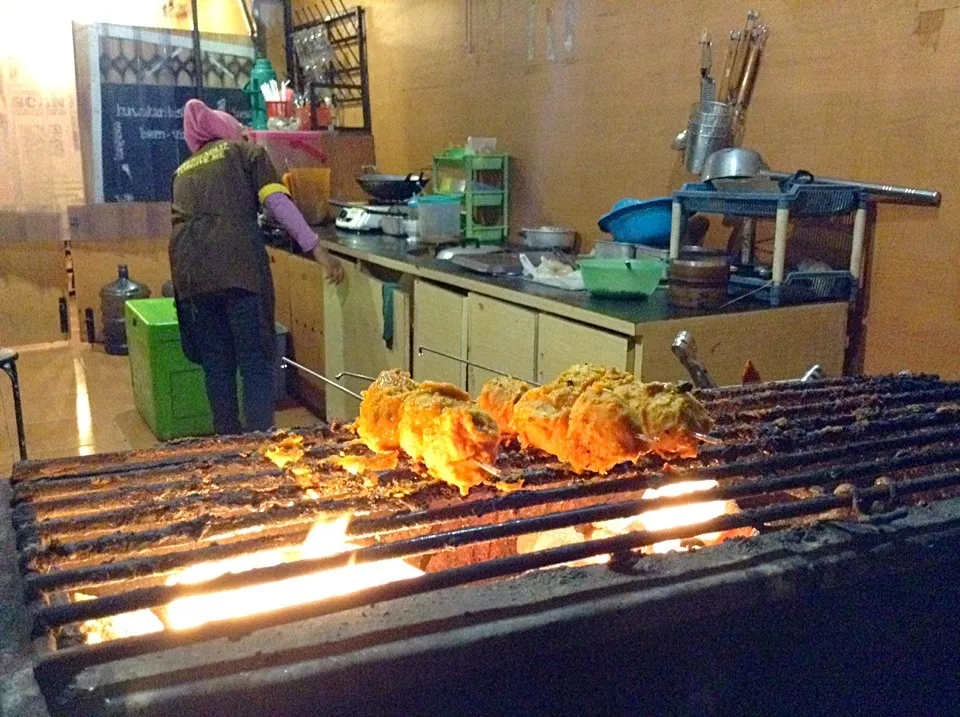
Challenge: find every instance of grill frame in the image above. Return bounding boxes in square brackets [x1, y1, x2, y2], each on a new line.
[8, 373, 960, 714]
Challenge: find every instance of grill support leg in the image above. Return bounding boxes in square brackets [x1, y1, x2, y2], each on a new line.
[1, 350, 27, 461]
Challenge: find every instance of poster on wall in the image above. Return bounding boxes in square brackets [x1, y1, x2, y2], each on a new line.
[99, 84, 248, 202]
[75, 22, 255, 203]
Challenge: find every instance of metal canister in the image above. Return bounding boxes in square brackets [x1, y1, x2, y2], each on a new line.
[668, 248, 730, 309]
[684, 101, 736, 175]
[100, 265, 150, 355]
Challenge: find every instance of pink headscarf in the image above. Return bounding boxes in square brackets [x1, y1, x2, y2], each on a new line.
[183, 99, 244, 153]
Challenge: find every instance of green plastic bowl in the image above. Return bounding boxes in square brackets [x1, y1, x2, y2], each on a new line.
[579, 257, 666, 298]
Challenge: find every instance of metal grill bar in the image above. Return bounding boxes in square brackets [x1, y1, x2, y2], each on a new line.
[711, 385, 960, 425]
[698, 372, 941, 400]
[14, 469, 286, 520]
[33, 470, 960, 687]
[21, 417, 960, 586]
[34, 440, 960, 631]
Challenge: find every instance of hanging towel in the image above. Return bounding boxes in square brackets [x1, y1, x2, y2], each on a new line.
[381, 282, 398, 350]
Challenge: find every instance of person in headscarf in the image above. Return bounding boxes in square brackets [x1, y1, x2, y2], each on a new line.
[170, 98, 343, 435]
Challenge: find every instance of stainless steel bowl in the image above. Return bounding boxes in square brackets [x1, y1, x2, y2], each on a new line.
[591, 240, 635, 259]
[519, 226, 577, 250]
[700, 147, 769, 183]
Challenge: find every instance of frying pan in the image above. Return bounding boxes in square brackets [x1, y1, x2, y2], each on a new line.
[355, 168, 430, 203]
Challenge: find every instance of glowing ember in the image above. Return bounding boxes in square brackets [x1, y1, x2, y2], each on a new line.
[75, 593, 164, 644]
[261, 434, 305, 468]
[593, 480, 739, 555]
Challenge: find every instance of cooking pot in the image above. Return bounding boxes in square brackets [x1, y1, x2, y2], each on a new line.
[519, 226, 577, 251]
[591, 240, 635, 259]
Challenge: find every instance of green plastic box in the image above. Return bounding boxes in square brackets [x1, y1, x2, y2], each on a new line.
[125, 298, 214, 440]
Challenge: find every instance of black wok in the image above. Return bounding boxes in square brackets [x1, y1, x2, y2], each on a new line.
[356, 172, 430, 203]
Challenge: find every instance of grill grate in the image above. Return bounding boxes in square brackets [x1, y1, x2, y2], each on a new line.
[9, 374, 960, 691]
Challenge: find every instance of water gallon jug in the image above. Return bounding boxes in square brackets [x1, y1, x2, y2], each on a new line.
[100, 265, 150, 356]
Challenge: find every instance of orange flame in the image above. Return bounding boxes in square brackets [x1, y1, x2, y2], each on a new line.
[79, 516, 422, 641]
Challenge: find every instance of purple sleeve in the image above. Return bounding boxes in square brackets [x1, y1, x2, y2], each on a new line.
[263, 193, 320, 253]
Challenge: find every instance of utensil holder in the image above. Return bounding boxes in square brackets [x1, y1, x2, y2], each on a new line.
[684, 101, 736, 175]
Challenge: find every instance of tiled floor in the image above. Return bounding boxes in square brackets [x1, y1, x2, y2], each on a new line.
[0, 340, 321, 477]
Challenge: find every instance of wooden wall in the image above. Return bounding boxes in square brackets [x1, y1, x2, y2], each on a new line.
[68, 203, 172, 343]
[0, 211, 68, 346]
[294, 0, 959, 378]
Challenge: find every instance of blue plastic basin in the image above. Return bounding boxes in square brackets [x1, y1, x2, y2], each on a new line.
[598, 197, 673, 247]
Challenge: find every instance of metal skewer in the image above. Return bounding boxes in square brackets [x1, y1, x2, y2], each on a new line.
[281, 357, 363, 400]
[417, 346, 542, 386]
[336, 371, 377, 382]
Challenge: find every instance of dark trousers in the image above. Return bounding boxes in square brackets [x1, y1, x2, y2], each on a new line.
[191, 289, 275, 434]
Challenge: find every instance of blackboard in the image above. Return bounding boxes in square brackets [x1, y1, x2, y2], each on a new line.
[100, 84, 250, 203]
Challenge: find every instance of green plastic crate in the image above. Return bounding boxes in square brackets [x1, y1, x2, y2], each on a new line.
[125, 298, 214, 440]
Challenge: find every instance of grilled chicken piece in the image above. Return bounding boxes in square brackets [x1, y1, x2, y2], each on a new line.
[512, 364, 634, 458]
[565, 381, 714, 472]
[398, 384, 501, 495]
[354, 372, 500, 494]
[477, 376, 532, 436]
[514, 364, 714, 473]
[354, 369, 419, 452]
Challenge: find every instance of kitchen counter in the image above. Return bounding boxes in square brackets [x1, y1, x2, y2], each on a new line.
[307, 227, 845, 337]
[270, 227, 849, 414]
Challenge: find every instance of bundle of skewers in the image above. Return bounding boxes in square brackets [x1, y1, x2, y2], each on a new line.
[282, 351, 715, 497]
[695, 10, 770, 132]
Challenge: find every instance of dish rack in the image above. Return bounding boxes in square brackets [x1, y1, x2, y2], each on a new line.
[729, 269, 853, 305]
[670, 182, 870, 306]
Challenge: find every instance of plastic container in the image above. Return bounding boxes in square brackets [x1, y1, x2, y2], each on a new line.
[598, 197, 673, 246]
[578, 258, 666, 298]
[243, 57, 277, 131]
[417, 194, 462, 242]
[247, 131, 329, 173]
[282, 167, 331, 224]
[100, 265, 150, 356]
[126, 299, 289, 440]
[126, 298, 213, 440]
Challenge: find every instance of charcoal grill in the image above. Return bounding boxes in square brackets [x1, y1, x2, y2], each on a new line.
[4, 374, 960, 716]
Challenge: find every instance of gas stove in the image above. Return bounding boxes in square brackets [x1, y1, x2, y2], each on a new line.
[334, 202, 411, 234]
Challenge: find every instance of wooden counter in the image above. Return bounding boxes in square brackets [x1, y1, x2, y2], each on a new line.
[273, 230, 849, 420]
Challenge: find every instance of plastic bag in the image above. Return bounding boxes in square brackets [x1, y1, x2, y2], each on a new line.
[519, 253, 585, 291]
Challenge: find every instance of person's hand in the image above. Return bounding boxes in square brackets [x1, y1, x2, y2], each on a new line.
[325, 256, 345, 284]
[314, 247, 345, 284]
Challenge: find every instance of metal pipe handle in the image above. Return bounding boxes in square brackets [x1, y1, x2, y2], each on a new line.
[766, 171, 941, 206]
[281, 357, 363, 400]
[671, 332, 717, 390]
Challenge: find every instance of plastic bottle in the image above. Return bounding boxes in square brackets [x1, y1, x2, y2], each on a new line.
[243, 57, 277, 130]
[100, 265, 151, 356]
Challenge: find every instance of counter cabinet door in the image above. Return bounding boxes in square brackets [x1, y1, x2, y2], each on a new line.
[266, 247, 292, 330]
[536, 314, 635, 384]
[413, 280, 467, 389]
[324, 260, 411, 422]
[465, 293, 537, 392]
[635, 304, 848, 385]
[287, 254, 326, 413]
